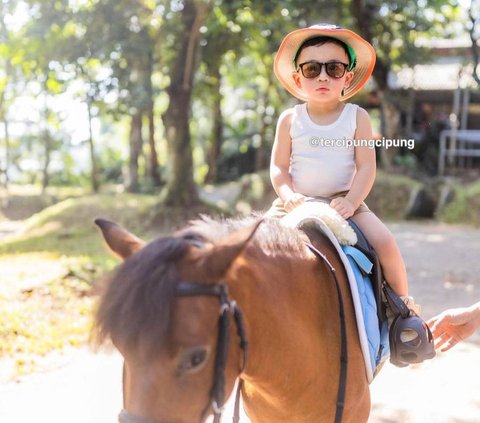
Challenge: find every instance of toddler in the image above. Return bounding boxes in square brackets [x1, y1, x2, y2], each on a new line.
[266, 24, 418, 314]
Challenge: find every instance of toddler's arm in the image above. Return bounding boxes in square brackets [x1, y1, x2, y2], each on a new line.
[331, 107, 376, 218]
[270, 109, 307, 211]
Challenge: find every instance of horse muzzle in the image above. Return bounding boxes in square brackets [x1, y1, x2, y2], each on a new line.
[119, 409, 208, 423]
[119, 409, 165, 423]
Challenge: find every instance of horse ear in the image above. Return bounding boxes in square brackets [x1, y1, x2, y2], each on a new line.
[95, 218, 145, 260]
[202, 219, 263, 279]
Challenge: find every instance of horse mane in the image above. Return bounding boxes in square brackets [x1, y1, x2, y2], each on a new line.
[95, 215, 306, 354]
[179, 214, 306, 255]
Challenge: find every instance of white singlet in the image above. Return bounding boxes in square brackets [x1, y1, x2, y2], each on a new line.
[289, 103, 358, 198]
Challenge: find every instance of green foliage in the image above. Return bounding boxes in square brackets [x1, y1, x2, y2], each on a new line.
[438, 181, 480, 227]
[366, 170, 421, 220]
[0, 0, 468, 193]
[346, 0, 462, 75]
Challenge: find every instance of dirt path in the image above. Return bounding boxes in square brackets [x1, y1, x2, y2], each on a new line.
[0, 219, 26, 239]
[1, 221, 479, 423]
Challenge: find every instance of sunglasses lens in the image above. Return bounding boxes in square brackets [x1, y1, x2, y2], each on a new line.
[326, 62, 346, 78]
[300, 62, 347, 79]
[301, 62, 321, 78]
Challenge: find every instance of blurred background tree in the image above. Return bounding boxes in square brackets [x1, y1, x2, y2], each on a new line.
[0, 0, 473, 206]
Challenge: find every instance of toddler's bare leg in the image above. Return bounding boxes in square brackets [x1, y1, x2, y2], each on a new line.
[351, 212, 408, 297]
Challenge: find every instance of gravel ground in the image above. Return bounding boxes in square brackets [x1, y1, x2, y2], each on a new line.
[1, 221, 479, 423]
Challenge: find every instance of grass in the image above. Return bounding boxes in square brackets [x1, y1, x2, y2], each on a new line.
[1, 193, 165, 264]
[438, 180, 480, 227]
[367, 170, 421, 221]
[0, 191, 222, 379]
[0, 255, 94, 375]
[0, 184, 91, 221]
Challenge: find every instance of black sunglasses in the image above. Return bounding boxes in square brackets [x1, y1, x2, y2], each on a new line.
[297, 61, 349, 79]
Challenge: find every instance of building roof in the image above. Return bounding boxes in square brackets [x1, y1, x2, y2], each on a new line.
[389, 63, 478, 90]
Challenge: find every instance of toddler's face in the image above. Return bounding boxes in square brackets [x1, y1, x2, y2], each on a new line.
[293, 42, 353, 102]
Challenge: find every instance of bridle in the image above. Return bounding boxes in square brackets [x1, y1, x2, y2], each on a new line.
[118, 242, 348, 423]
[118, 281, 248, 423]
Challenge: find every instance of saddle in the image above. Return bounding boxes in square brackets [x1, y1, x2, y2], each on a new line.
[346, 219, 386, 325]
[297, 215, 435, 369]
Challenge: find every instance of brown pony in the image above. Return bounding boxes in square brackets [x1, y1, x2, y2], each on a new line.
[95, 215, 370, 423]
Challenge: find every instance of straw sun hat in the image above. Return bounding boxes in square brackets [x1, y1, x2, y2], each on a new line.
[274, 24, 376, 101]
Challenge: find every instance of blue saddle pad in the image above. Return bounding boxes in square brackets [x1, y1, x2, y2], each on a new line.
[342, 245, 390, 374]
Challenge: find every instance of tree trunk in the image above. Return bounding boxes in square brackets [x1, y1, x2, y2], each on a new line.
[41, 134, 51, 194]
[86, 97, 99, 193]
[351, 0, 396, 168]
[148, 103, 161, 187]
[0, 7, 10, 188]
[127, 112, 143, 193]
[41, 94, 51, 194]
[378, 90, 401, 167]
[144, 45, 161, 188]
[255, 72, 275, 172]
[1, 116, 10, 188]
[204, 67, 223, 184]
[161, 0, 210, 206]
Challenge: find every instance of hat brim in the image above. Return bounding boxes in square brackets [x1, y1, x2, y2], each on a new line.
[274, 26, 376, 101]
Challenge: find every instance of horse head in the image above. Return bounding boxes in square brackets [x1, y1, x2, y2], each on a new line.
[94, 218, 262, 423]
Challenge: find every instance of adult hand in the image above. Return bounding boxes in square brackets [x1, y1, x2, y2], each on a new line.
[427, 303, 480, 352]
[284, 193, 307, 212]
[330, 197, 355, 219]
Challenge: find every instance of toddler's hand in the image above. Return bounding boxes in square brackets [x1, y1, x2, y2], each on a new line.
[330, 197, 355, 219]
[284, 193, 307, 212]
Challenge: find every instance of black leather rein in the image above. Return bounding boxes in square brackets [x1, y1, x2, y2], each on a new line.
[118, 281, 248, 423]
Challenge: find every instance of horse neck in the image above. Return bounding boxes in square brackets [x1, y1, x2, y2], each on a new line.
[229, 238, 370, 422]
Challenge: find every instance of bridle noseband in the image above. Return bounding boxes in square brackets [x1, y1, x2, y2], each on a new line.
[119, 281, 248, 423]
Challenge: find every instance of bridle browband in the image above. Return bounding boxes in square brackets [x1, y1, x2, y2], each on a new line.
[118, 241, 348, 423]
[118, 281, 248, 423]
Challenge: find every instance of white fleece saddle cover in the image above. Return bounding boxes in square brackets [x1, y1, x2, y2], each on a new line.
[281, 202, 380, 383]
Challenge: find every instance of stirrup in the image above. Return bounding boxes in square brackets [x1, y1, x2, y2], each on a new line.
[383, 283, 436, 367]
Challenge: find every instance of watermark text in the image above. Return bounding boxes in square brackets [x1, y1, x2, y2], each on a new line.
[309, 136, 415, 150]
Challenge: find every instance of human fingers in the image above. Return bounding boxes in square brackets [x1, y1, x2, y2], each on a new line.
[428, 317, 447, 337]
[330, 198, 344, 211]
[333, 203, 347, 217]
[284, 194, 305, 211]
[439, 336, 459, 352]
[434, 329, 464, 352]
[336, 204, 352, 219]
[433, 332, 450, 350]
[426, 316, 438, 329]
[294, 195, 306, 205]
[330, 198, 342, 209]
[288, 198, 303, 210]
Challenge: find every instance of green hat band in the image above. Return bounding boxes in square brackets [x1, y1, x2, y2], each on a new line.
[292, 37, 357, 71]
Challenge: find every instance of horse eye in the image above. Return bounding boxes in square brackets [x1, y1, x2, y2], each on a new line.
[178, 347, 209, 374]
